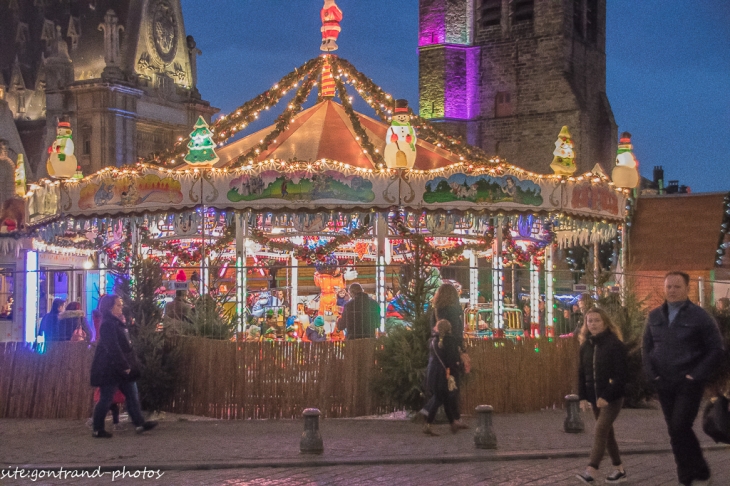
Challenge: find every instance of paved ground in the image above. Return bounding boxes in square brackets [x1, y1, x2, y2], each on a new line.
[1, 405, 729, 485]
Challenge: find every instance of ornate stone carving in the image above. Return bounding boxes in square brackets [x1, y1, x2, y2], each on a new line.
[147, 0, 178, 66]
[98, 10, 124, 67]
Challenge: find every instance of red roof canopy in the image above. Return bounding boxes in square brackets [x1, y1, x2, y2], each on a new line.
[215, 100, 461, 171]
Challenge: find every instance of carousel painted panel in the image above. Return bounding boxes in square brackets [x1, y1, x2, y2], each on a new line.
[63, 169, 192, 215]
[563, 182, 626, 220]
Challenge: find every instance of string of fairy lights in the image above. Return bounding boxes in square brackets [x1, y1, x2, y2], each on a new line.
[119, 53, 625, 193]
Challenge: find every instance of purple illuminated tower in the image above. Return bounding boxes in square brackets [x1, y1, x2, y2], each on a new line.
[418, 0, 617, 174]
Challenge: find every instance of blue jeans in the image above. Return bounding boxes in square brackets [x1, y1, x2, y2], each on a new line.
[93, 382, 145, 432]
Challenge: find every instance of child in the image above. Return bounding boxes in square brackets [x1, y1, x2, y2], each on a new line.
[92, 387, 126, 431]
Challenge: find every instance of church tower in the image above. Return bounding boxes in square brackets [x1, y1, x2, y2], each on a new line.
[0, 0, 217, 178]
[419, 0, 617, 174]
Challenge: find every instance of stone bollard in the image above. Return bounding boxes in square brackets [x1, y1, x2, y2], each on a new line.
[564, 394, 585, 433]
[473, 405, 497, 449]
[300, 408, 324, 454]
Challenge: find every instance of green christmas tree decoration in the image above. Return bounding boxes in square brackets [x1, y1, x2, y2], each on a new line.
[184, 116, 219, 167]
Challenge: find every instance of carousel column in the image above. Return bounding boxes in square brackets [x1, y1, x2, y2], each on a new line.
[469, 250, 478, 307]
[593, 227, 600, 293]
[375, 212, 387, 333]
[529, 260, 540, 338]
[290, 254, 298, 318]
[235, 212, 248, 334]
[545, 244, 555, 338]
[492, 218, 504, 333]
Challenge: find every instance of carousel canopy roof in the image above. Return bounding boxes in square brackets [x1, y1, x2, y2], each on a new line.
[216, 100, 459, 172]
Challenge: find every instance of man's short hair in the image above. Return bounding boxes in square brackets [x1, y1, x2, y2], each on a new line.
[349, 283, 363, 295]
[665, 271, 690, 286]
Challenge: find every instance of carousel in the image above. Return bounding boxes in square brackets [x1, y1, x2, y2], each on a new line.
[16, 3, 635, 343]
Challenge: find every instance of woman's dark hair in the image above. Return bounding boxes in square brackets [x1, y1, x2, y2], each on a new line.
[98, 294, 121, 318]
[433, 283, 460, 309]
[50, 298, 65, 313]
[65, 301, 81, 311]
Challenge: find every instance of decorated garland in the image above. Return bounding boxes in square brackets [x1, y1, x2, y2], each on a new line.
[139, 224, 236, 265]
[145, 57, 323, 167]
[249, 224, 371, 264]
[330, 59, 387, 169]
[228, 58, 325, 169]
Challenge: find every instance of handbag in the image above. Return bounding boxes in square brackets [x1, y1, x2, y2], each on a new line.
[702, 395, 730, 444]
[432, 340, 457, 392]
[70, 324, 86, 342]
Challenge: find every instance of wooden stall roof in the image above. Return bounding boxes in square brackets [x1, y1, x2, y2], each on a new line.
[630, 193, 726, 272]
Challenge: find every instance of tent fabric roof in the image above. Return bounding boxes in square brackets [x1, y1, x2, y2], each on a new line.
[630, 193, 726, 272]
[215, 100, 460, 170]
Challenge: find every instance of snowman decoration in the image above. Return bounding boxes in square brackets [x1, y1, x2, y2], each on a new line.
[549, 126, 576, 176]
[47, 120, 77, 179]
[611, 132, 640, 188]
[383, 99, 417, 169]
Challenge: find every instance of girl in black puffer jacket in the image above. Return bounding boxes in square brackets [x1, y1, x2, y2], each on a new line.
[576, 307, 628, 485]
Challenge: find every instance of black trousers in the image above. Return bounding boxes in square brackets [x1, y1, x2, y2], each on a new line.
[657, 379, 710, 485]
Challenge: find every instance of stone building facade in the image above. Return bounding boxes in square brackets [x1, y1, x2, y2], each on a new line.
[418, 0, 617, 174]
[0, 0, 217, 180]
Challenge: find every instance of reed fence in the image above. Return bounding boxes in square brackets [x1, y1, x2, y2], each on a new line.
[0, 338, 578, 420]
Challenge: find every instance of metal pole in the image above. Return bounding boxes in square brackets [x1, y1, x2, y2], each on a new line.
[375, 212, 386, 332]
[469, 250, 478, 307]
[291, 254, 299, 318]
[492, 217, 504, 330]
[235, 212, 247, 334]
[698, 276, 705, 307]
[545, 244, 555, 337]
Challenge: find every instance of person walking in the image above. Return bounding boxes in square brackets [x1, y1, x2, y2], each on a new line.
[642, 271, 724, 486]
[38, 298, 65, 342]
[422, 319, 461, 435]
[428, 283, 468, 429]
[90, 294, 157, 438]
[336, 283, 380, 339]
[575, 307, 628, 484]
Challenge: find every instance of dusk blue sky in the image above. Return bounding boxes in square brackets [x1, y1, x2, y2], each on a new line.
[180, 0, 730, 193]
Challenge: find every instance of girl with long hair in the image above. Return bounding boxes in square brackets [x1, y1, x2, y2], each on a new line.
[576, 307, 628, 484]
[423, 319, 461, 435]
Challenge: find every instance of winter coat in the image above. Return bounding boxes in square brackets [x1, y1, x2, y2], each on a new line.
[425, 333, 461, 396]
[578, 330, 628, 405]
[306, 325, 327, 342]
[38, 310, 62, 341]
[336, 293, 380, 339]
[642, 300, 724, 385]
[90, 315, 139, 387]
[430, 304, 464, 350]
[57, 310, 92, 341]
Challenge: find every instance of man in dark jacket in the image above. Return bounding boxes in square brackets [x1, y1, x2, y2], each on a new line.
[642, 271, 724, 486]
[336, 283, 380, 339]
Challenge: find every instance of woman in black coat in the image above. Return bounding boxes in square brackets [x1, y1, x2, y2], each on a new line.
[423, 319, 461, 435]
[426, 283, 468, 429]
[575, 307, 628, 484]
[90, 294, 157, 438]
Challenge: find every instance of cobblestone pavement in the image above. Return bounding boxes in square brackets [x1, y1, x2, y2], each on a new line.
[2, 451, 729, 485]
[0, 408, 721, 468]
[2, 406, 729, 485]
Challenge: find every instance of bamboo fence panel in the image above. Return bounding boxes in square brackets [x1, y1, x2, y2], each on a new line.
[1, 337, 577, 420]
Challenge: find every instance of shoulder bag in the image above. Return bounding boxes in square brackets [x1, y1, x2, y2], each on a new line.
[702, 395, 730, 444]
[432, 340, 457, 392]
